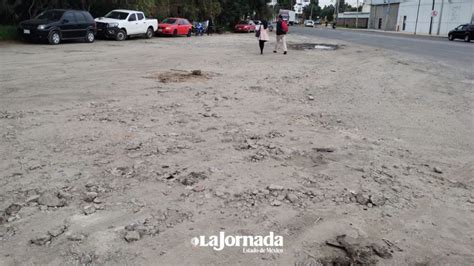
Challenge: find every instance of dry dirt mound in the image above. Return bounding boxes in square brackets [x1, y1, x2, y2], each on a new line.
[149, 69, 216, 83]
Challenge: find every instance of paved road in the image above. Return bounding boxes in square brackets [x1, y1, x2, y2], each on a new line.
[291, 27, 474, 69]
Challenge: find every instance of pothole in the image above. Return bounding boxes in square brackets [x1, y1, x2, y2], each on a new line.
[289, 43, 339, 51]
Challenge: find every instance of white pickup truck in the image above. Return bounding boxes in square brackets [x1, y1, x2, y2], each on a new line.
[95, 9, 158, 41]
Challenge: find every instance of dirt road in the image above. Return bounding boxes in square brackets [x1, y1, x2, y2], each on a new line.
[1, 33, 473, 265]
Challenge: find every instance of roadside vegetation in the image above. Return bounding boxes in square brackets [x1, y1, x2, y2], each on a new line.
[0, 25, 17, 41]
[0, 0, 276, 28]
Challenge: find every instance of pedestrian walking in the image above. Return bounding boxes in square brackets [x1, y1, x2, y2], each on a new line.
[256, 20, 269, 54]
[274, 15, 288, 55]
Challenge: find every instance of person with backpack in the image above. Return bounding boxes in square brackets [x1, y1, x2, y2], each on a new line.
[256, 20, 269, 54]
[274, 15, 288, 55]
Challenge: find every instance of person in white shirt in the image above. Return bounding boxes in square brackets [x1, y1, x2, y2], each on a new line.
[256, 20, 270, 54]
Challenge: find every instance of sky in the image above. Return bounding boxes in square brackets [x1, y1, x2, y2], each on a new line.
[319, 0, 360, 7]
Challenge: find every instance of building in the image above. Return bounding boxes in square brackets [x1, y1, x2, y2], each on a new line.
[396, 0, 474, 35]
[337, 12, 371, 28]
[367, 0, 402, 31]
[294, 0, 311, 15]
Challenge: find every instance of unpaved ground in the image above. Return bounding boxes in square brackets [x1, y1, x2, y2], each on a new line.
[0, 32, 473, 265]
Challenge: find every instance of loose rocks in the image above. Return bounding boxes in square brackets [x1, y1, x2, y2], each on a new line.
[30, 234, 52, 246]
[38, 191, 67, 207]
[125, 231, 141, 242]
[48, 225, 68, 237]
[83, 205, 96, 215]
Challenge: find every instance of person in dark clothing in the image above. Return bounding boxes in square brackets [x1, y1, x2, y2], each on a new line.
[274, 15, 288, 55]
[207, 18, 214, 36]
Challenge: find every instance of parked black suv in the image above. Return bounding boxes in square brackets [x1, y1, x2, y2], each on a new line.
[448, 24, 473, 42]
[18, 9, 96, 45]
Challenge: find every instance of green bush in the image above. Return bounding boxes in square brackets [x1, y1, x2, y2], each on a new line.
[0, 25, 18, 41]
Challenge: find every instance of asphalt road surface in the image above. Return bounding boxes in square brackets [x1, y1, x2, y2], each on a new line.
[292, 26, 474, 69]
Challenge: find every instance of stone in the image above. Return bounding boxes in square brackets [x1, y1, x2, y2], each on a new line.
[191, 70, 202, 76]
[268, 184, 284, 191]
[270, 200, 282, 206]
[38, 192, 66, 207]
[285, 193, 299, 203]
[355, 193, 370, 205]
[48, 225, 67, 237]
[30, 234, 52, 246]
[83, 192, 98, 202]
[93, 197, 102, 204]
[4, 203, 22, 216]
[391, 186, 402, 193]
[369, 194, 386, 206]
[67, 233, 85, 241]
[308, 96, 315, 101]
[26, 195, 40, 203]
[314, 147, 335, 153]
[79, 254, 93, 265]
[193, 185, 205, 192]
[58, 191, 73, 200]
[372, 243, 393, 259]
[83, 205, 96, 215]
[125, 231, 141, 242]
[433, 167, 443, 174]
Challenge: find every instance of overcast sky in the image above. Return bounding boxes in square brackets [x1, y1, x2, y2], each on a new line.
[319, 0, 360, 7]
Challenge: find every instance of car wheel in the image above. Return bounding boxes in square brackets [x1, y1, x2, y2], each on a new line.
[85, 30, 95, 43]
[187, 29, 192, 37]
[146, 27, 154, 39]
[173, 29, 178, 37]
[464, 34, 471, 42]
[116, 30, 126, 41]
[448, 34, 454, 41]
[48, 31, 61, 45]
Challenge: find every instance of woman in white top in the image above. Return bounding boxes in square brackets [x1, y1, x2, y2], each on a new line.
[257, 20, 270, 55]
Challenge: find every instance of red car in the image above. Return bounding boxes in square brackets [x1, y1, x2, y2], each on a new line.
[158, 18, 192, 37]
[234, 20, 257, 33]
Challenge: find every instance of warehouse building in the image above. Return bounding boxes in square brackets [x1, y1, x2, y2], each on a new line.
[368, 0, 402, 31]
[396, 0, 474, 35]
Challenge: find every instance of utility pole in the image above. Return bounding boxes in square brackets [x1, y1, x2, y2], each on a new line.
[429, 0, 435, 35]
[437, 0, 444, 35]
[414, 0, 421, 34]
[355, 0, 359, 28]
[383, 0, 391, 31]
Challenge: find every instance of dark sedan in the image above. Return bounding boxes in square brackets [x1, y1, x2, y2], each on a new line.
[18, 9, 96, 45]
[448, 24, 473, 42]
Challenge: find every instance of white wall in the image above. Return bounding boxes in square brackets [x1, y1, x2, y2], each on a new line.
[397, 0, 473, 35]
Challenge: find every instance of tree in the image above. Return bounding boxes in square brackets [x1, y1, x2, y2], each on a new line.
[303, 0, 321, 20]
[320, 4, 335, 22]
[0, 0, 269, 27]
